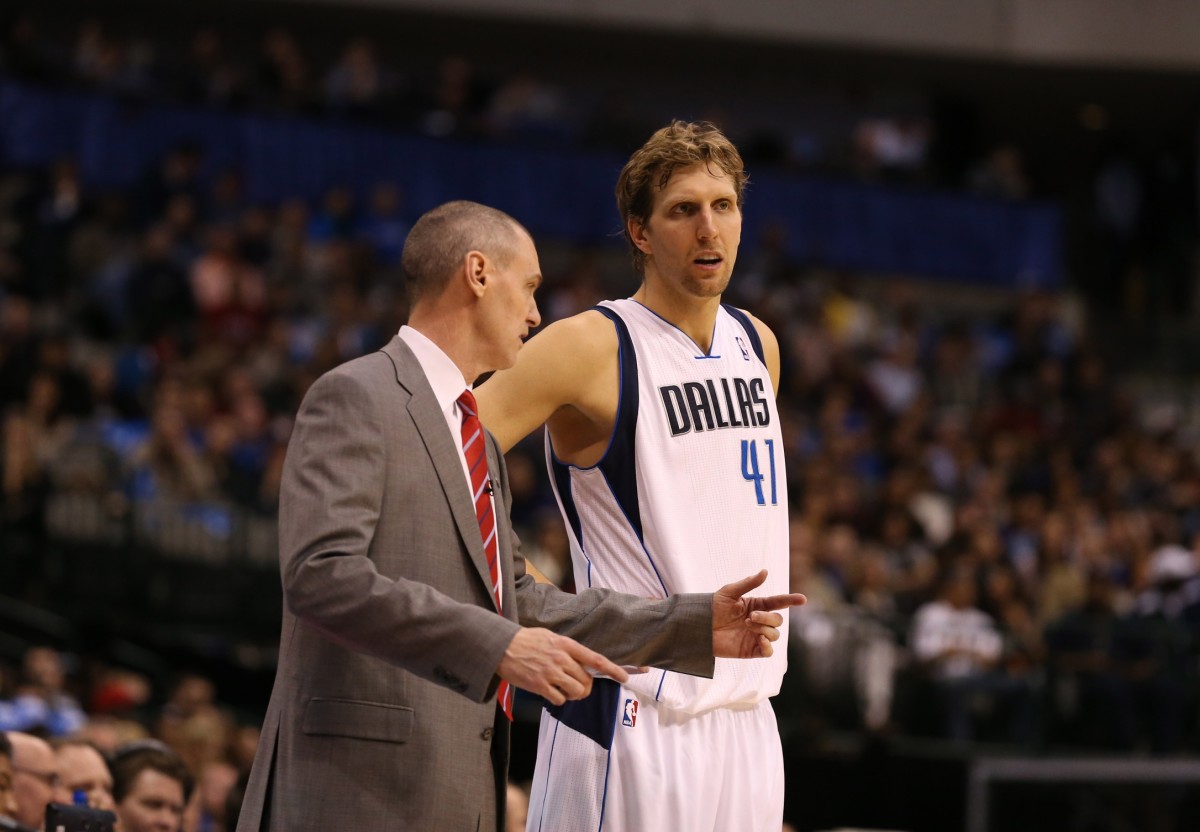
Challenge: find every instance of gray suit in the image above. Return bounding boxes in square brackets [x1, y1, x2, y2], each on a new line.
[237, 336, 714, 831]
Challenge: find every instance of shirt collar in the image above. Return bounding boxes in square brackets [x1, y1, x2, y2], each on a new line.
[398, 325, 470, 413]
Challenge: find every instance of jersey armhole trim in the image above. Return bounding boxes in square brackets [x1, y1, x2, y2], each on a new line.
[722, 304, 766, 364]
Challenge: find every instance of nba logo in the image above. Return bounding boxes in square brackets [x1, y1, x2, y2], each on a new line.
[622, 698, 638, 727]
[735, 336, 750, 361]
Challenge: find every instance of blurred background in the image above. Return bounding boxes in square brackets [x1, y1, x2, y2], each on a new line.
[2, 1, 1200, 829]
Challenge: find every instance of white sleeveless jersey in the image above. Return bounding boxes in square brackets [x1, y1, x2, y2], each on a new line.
[548, 298, 789, 715]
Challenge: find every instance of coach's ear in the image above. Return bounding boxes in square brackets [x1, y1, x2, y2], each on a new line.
[627, 216, 652, 256]
[465, 249, 489, 298]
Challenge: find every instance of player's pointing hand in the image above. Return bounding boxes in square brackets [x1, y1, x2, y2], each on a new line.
[711, 569, 806, 659]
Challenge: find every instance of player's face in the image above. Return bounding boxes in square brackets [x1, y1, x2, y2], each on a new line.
[480, 231, 542, 371]
[629, 163, 742, 300]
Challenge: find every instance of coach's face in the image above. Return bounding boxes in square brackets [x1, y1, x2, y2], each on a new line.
[477, 230, 543, 372]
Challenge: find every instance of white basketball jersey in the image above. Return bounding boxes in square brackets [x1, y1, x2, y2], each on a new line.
[548, 298, 789, 715]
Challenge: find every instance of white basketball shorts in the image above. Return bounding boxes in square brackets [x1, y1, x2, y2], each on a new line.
[525, 678, 784, 832]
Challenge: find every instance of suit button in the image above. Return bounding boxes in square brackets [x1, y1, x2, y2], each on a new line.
[481, 727, 494, 740]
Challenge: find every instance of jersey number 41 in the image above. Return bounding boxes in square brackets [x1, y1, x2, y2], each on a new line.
[741, 439, 778, 506]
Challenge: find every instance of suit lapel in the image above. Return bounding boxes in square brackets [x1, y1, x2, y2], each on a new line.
[380, 337, 500, 611]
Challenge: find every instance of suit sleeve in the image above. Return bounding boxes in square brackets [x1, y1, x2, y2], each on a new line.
[493, 437, 716, 679]
[279, 367, 519, 703]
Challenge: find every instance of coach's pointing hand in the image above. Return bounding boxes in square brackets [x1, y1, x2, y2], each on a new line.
[498, 628, 632, 706]
[711, 570, 806, 659]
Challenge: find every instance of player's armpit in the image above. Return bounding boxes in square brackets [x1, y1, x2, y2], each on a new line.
[476, 310, 618, 452]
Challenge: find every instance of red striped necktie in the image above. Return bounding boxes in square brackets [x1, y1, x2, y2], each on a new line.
[457, 389, 513, 720]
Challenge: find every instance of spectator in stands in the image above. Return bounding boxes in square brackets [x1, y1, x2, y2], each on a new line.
[75, 716, 149, 759]
[1035, 510, 1088, 626]
[418, 54, 489, 138]
[909, 564, 1037, 743]
[221, 772, 247, 832]
[8, 731, 64, 830]
[226, 726, 259, 777]
[968, 144, 1031, 200]
[87, 669, 154, 731]
[0, 731, 20, 823]
[110, 741, 191, 832]
[1117, 544, 1195, 754]
[323, 38, 396, 118]
[866, 331, 924, 416]
[1045, 570, 1139, 749]
[485, 71, 568, 142]
[0, 11, 53, 82]
[189, 225, 266, 349]
[183, 760, 237, 832]
[0, 648, 86, 737]
[356, 183, 408, 269]
[52, 739, 115, 813]
[127, 223, 197, 346]
[177, 28, 245, 108]
[138, 144, 206, 226]
[254, 28, 314, 114]
[0, 296, 39, 411]
[155, 675, 218, 749]
[128, 398, 218, 505]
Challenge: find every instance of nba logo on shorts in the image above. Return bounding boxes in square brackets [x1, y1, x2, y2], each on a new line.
[735, 336, 750, 361]
[622, 698, 638, 727]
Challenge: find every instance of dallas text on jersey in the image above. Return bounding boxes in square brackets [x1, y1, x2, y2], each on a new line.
[658, 377, 770, 437]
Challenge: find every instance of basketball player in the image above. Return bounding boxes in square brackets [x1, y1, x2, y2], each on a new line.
[476, 121, 792, 831]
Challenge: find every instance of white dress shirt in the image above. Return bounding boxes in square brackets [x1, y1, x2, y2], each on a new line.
[398, 325, 502, 603]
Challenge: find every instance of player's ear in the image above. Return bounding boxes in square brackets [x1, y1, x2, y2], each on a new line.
[627, 216, 652, 256]
[464, 250, 488, 298]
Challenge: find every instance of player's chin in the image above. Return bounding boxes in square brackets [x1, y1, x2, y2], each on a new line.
[684, 274, 731, 298]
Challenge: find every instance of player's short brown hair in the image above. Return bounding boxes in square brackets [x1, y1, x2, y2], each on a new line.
[615, 120, 748, 272]
[401, 200, 527, 304]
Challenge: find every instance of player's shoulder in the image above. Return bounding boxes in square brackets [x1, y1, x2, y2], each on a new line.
[724, 305, 779, 351]
[531, 308, 619, 358]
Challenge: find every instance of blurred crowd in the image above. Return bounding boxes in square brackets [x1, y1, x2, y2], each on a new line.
[4, 4, 1195, 324]
[0, 152, 399, 536]
[1, 11, 1200, 821]
[1, 645, 252, 831]
[4, 116, 1200, 756]
[0, 6, 1044, 194]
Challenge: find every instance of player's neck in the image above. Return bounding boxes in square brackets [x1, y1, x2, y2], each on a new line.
[632, 281, 722, 353]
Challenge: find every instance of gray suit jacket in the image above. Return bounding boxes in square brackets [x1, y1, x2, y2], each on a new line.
[236, 336, 714, 832]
